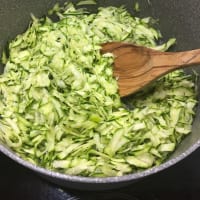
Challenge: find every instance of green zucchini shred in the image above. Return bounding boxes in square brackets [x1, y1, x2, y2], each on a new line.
[76, 0, 97, 6]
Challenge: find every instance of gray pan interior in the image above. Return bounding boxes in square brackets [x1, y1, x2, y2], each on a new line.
[0, 0, 200, 190]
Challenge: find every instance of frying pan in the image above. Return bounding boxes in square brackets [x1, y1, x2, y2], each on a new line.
[0, 0, 200, 190]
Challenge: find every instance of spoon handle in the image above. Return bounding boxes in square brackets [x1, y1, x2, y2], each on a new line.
[151, 49, 200, 72]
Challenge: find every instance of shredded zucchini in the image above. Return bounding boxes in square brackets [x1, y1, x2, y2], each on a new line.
[0, 2, 197, 177]
[134, 2, 140, 12]
[76, 0, 97, 6]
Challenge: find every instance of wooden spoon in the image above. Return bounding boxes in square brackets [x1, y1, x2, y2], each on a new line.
[101, 42, 200, 97]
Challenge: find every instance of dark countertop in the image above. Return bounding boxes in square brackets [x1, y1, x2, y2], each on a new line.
[1, 148, 200, 200]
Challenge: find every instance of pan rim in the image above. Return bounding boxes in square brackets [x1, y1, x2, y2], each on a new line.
[0, 139, 200, 184]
